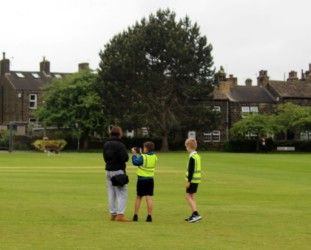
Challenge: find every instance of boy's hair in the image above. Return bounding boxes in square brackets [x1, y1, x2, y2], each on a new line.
[143, 141, 155, 152]
[185, 138, 197, 150]
[110, 126, 123, 137]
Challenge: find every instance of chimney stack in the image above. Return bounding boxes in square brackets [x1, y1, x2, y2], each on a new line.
[245, 78, 252, 87]
[287, 71, 298, 81]
[0, 52, 10, 76]
[78, 63, 90, 72]
[257, 70, 269, 87]
[40, 57, 50, 75]
[218, 74, 237, 94]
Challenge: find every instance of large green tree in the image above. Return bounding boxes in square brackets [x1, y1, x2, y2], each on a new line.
[97, 9, 215, 151]
[36, 71, 105, 150]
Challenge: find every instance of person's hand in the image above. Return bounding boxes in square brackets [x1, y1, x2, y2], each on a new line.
[185, 182, 190, 188]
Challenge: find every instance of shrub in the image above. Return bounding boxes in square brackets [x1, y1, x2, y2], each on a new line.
[32, 139, 67, 153]
[0, 130, 9, 148]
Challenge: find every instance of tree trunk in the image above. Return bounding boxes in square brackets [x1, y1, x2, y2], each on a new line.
[161, 131, 169, 152]
[83, 138, 89, 150]
[77, 137, 80, 151]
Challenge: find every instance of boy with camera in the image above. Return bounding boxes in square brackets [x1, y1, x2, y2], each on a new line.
[131, 141, 158, 222]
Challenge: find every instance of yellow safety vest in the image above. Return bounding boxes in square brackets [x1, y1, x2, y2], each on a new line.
[137, 154, 157, 177]
[185, 152, 201, 183]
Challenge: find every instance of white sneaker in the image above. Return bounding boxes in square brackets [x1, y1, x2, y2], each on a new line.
[188, 215, 202, 223]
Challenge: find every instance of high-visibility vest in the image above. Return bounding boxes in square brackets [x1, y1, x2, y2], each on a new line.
[185, 153, 201, 183]
[137, 154, 157, 177]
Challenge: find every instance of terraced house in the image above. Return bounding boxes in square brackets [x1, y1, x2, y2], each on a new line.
[205, 64, 311, 145]
[0, 53, 89, 135]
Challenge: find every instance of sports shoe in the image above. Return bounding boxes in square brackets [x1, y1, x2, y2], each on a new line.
[111, 214, 117, 221]
[146, 215, 152, 222]
[188, 215, 202, 223]
[185, 215, 193, 222]
[115, 214, 131, 222]
[133, 214, 138, 222]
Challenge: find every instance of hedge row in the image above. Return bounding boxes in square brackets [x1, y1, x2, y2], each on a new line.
[224, 139, 311, 152]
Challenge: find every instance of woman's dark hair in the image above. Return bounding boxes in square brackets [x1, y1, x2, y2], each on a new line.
[110, 126, 123, 137]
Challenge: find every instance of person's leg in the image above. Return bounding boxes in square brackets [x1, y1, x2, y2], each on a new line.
[106, 173, 117, 219]
[146, 196, 153, 215]
[146, 196, 153, 222]
[133, 196, 142, 221]
[115, 185, 130, 222]
[134, 196, 142, 215]
[186, 193, 197, 213]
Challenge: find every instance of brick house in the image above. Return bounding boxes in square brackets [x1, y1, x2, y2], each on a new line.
[0, 53, 88, 135]
[205, 64, 311, 145]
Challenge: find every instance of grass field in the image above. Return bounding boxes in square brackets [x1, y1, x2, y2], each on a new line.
[0, 152, 310, 250]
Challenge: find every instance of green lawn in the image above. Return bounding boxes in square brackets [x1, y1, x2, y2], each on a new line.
[0, 152, 310, 250]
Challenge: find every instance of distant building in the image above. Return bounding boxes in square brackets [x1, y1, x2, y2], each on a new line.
[0, 53, 89, 135]
[205, 64, 311, 145]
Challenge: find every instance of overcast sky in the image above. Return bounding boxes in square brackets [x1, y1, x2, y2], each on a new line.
[1, 0, 310, 84]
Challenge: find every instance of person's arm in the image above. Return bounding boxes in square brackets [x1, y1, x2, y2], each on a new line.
[187, 157, 195, 182]
[119, 143, 129, 162]
[132, 155, 143, 166]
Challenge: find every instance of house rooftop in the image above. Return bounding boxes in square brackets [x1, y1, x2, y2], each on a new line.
[5, 71, 68, 90]
[268, 80, 311, 99]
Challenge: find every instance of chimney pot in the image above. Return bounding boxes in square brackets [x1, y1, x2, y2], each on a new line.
[245, 78, 252, 86]
[78, 63, 90, 72]
[0, 52, 10, 76]
[287, 70, 298, 81]
[257, 70, 269, 87]
[40, 57, 50, 74]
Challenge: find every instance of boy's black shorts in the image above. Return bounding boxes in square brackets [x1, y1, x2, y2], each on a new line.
[137, 177, 154, 197]
[186, 183, 199, 194]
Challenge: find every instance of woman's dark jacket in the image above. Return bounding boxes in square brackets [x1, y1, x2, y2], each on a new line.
[103, 137, 129, 171]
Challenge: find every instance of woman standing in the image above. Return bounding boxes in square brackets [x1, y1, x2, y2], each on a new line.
[103, 126, 130, 222]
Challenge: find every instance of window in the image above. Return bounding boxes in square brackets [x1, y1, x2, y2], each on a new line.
[54, 74, 62, 79]
[241, 106, 250, 113]
[29, 118, 37, 124]
[188, 131, 196, 139]
[16, 72, 25, 78]
[32, 73, 40, 79]
[203, 132, 212, 142]
[300, 131, 311, 141]
[212, 131, 221, 142]
[213, 106, 221, 112]
[242, 106, 258, 117]
[29, 94, 37, 109]
[204, 131, 220, 143]
[126, 130, 134, 138]
[142, 127, 149, 137]
[250, 106, 259, 113]
[246, 132, 258, 139]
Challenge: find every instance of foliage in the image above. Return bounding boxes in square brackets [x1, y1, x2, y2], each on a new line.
[36, 70, 106, 149]
[230, 114, 275, 139]
[32, 139, 67, 152]
[0, 130, 9, 147]
[230, 103, 311, 142]
[274, 102, 311, 138]
[97, 9, 216, 151]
